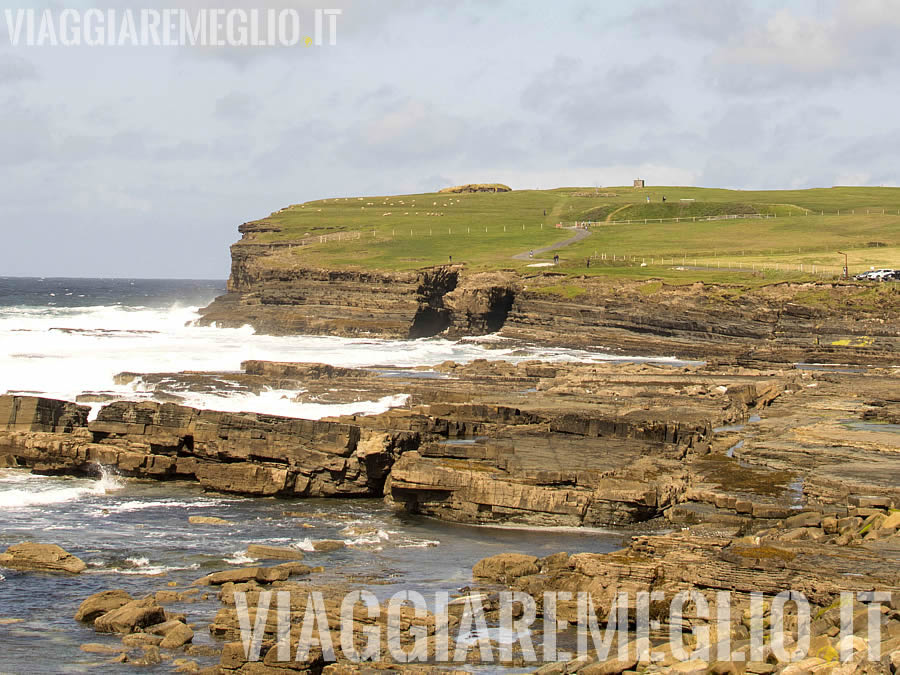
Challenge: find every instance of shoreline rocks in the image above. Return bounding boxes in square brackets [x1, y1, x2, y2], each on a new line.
[93, 597, 167, 634]
[75, 590, 133, 624]
[1, 356, 898, 531]
[0, 542, 87, 574]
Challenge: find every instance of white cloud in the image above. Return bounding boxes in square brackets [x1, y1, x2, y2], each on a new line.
[0, 52, 37, 84]
[708, 2, 900, 90]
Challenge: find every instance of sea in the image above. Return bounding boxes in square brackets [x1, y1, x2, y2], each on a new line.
[0, 277, 672, 673]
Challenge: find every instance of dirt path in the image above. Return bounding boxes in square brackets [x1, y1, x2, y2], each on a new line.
[605, 204, 633, 222]
[512, 226, 592, 261]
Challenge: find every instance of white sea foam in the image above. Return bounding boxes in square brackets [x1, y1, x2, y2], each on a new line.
[0, 468, 123, 509]
[294, 538, 316, 552]
[0, 303, 696, 420]
[224, 551, 256, 565]
[102, 561, 200, 576]
[343, 529, 391, 547]
[396, 539, 440, 549]
[99, 497, 226, 514]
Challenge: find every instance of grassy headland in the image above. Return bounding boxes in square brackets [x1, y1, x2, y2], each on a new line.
[250, 186, 900, 286]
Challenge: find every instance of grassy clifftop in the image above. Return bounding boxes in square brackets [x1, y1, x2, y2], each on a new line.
[246, 185, 900, 285]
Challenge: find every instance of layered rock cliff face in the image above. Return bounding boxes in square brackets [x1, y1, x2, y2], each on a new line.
[0, 396, 414, 497]
[2, 357, 899, 529]
[502, 279, 900, 364]
[198, 221, 480, 338]
[199, 220, 899, 363]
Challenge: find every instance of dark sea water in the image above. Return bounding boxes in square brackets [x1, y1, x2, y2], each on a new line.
[0, 278, 634, 673]
[0, 470, 626, 674]
[0, 277, 226, 310]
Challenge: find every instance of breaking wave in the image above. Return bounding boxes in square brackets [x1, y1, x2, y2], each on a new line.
[0, 299, 696, 421]
[0, 467, 123, 509]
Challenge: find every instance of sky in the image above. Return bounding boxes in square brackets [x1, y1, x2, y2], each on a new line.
[1, 0, 899, 278]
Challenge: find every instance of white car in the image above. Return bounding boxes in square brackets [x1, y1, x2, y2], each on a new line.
[857, 268, 895, 281]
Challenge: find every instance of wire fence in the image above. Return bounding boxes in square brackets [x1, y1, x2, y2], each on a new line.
[569, 213, 773, 226]
[269, 216, 894, 280]
[563, 207, 900, 228]
[584, 253, 848, 277]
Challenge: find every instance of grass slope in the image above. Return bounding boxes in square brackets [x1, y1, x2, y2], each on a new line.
[252, 186, 900, 284]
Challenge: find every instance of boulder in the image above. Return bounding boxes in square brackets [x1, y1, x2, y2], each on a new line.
[159, 622, 194, 649]
[310, 540, 345, 552]
[274, 562, 311, 577]
[154, 590, 179, 604]
[0, 542, 86, 574]
[121, 633, 163, 647]
[784, 511, 822, 529]
[472, 553, 539, 582]
[581, 654, 639, 674]
[246, 544, 304, 561]
[220, 641, 266, 670]
[187, 516, 231, 526]
[881, 510, 900, 531]
[849, 495, 893, 509]
[75, 589, 133, 624]
[172, 659, 200, 673]
[94, 597, 167, 634]
[194, 566, 290, 586]
[79, 643, 120, 655]
[130, 645, 162, 666]
[780, 657, 825, 675]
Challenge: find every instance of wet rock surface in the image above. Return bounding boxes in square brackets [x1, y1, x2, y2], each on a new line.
[0, 542, 87, 574]
[2, 351, 899, 672]
[1, 359, 898, 530]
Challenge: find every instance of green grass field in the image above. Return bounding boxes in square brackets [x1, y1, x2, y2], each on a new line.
[252, 186, 900, 284]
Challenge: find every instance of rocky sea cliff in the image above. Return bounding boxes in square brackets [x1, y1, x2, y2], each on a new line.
[1, 231, 898, 673]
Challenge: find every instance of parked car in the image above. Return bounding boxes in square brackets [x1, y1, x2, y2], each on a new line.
[855, 268, 895, 281]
